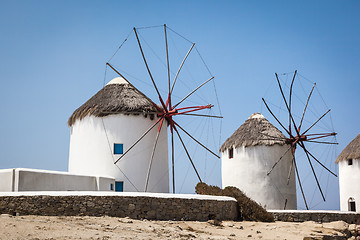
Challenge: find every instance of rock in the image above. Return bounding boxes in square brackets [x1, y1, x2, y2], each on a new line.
[186, 226, 195, 232]
[256, 230, 261, 234]
[208, 219, 222, 227]
[247, 235, 252, 237]
[230, 233, 235, 236]
[348, 224, 356, 235]
[322, 221, 349, 233]
[0, 214, 12, 218]
[128, 204, 135, 211]
[224, 222, 234, 227]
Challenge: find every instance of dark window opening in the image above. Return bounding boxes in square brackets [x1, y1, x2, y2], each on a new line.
[228, 148, 234, 159]
[115, 181, 124, 192]
[110, 183, 114, 191]
[114, 143, 124, 155]
[350, 202, 356, 212]
[349, 198, 356, 212]
[348, 159, 353, 166]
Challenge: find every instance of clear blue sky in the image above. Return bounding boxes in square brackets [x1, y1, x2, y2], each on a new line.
[0, 1, 359, 210]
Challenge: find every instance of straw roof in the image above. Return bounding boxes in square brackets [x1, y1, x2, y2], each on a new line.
[220, 113, 288, 152]
[335, 133, 360, 163]
[68, 77, 159, 126]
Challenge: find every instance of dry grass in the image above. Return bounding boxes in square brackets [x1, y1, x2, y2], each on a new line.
[195, 182, 274, 222]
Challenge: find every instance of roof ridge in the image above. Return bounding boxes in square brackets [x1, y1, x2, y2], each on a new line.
[220, 113, 287, 152]
[68, 79, 159, 126]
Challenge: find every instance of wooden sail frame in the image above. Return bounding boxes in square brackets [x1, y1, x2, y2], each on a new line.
[262, 70, 338, 210]
[108, 25, 222, 193]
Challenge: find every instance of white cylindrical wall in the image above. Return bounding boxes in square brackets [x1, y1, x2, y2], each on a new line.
[338, 158, 360, 212]
[221, 144, 297, 210]
[68, 114, 169, 193]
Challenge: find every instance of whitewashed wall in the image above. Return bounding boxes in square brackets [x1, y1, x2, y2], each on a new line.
[0, 168, 115, 191]
[221, 144, 297, 210]
[338, 158, 360, 212]
[68, 114, 169, 193]
[0, 169, 14, 191]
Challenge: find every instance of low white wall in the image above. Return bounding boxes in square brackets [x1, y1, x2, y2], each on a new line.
[222, 144, 297, 210]
[0, 168, 115, 192]
[0, 169, 14, 191]
[97, 177, 115, 191]
[339, 158, 360, 212]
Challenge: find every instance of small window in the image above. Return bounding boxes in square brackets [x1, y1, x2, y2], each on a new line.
[114, 143, 124, 155]
[228, 148, 234, 159]
[110, 183, 114, 191]
[348, 159, 353, 166]
[115, 181, 124, 192]
[348, 197, 356, 212]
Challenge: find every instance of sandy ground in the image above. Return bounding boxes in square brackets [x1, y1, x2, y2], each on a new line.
[0, 214, 356, 240]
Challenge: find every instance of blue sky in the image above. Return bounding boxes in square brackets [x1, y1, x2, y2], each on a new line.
[0, 1, 359, 210]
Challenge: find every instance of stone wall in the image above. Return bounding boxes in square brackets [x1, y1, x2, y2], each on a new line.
[269, 210, 360, 224]
[0, 194, 238, 221]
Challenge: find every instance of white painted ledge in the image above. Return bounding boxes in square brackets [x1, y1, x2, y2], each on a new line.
[268, 209, 359, 214]
[0, 191, 236, 202]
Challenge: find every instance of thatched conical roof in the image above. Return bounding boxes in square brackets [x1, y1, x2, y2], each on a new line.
[68, 77, 159, 126]
[335, 133, 360, 163]
[220, 113, 287, 152]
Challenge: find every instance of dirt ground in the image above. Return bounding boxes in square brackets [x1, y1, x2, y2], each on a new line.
[0, 214, 356, 240]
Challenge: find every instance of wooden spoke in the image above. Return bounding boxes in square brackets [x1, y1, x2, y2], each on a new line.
[301, 144, 337, 177]
[262, 98, 291, 136]
[275, 73, 301, 137]
[172, 76, 214, 109]
[306, 133, 337, 141]
[144, 119, 164, 192]
[173, 121, 220, 158]
[106, 62, 130, 82]
[293, 156, 309, 210]
[134, 27, 167, 109]
[164, 24, 171, 95]
[170, 43, 196, 96]
[299, 83, 316, 131]
[114, 117, 162, 164]
[180, 113, 223, 118]
[287, 153, 295, 185]
[289, 70, 297, 135]
[267, 145, 292, 175]
[299, 142, 326, 201]
[306, 140, 338, 145]
[106, 63, 163, 112]
[302, 109, 331, 135]
[171, 127, 175, 193]
[306, 133, 337, 137]
[173, 126, 202, 182]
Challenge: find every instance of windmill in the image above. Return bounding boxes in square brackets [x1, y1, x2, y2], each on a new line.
[105, 25, 222, 193]
[262, 70, 338, 209]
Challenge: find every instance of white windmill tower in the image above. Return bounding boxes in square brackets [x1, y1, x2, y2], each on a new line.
[220, 113, 297, 210]
[68, 77, 169, 193]
[336, 133, 360, 212]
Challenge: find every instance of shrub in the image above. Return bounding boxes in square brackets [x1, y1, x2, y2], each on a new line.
[195, 182, 274, 222]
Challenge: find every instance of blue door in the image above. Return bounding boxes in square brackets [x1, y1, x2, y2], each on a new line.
[115, 181, 124, 192]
